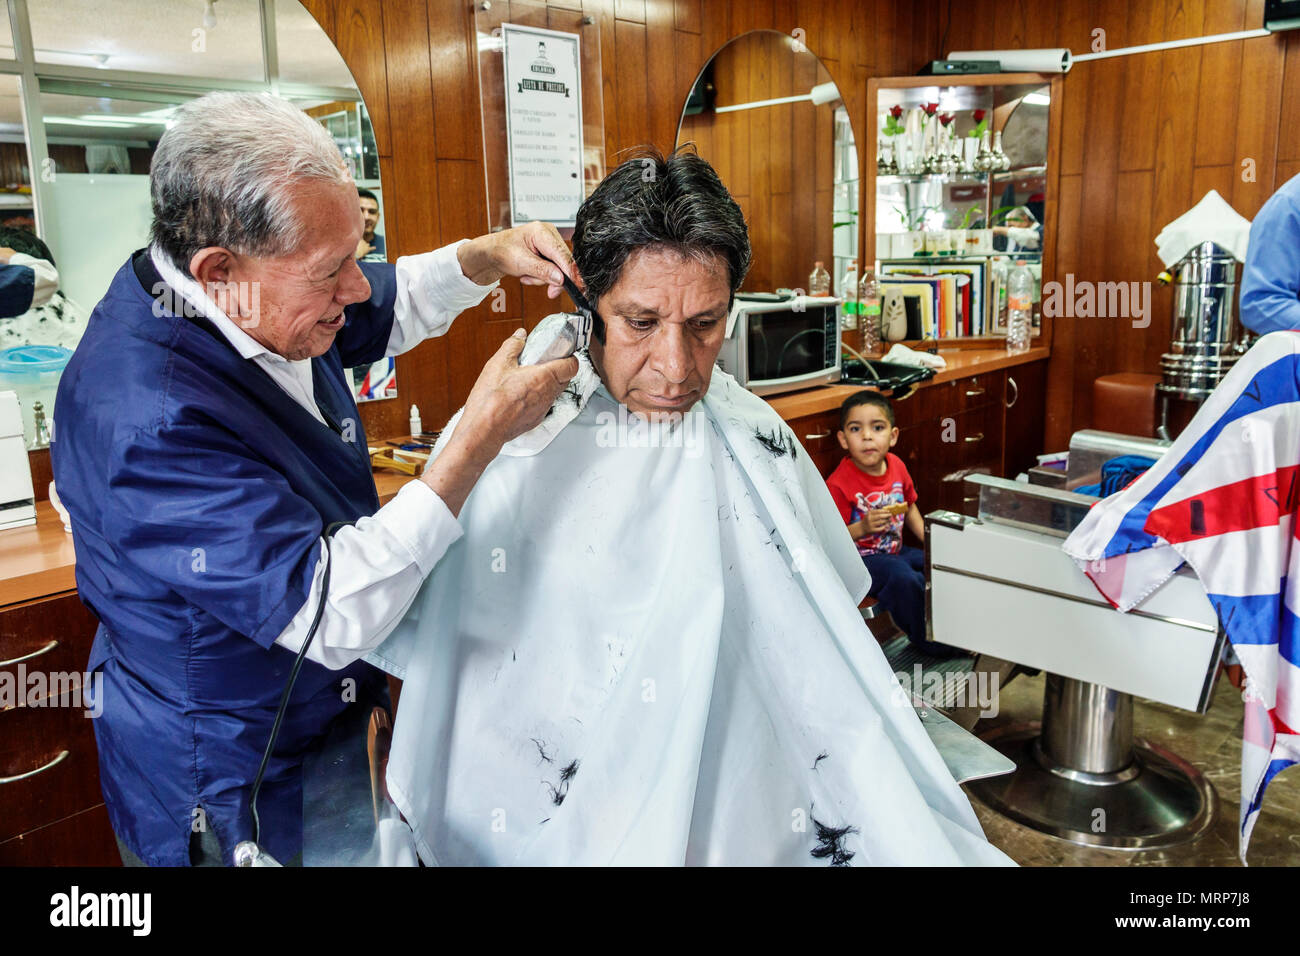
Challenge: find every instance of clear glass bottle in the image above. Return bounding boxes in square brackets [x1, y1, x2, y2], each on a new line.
[837, 264, 857, 345]
[1006, 259, 1033, 353]
[809, 260, 831, 296]
[858, 269, 881, 353]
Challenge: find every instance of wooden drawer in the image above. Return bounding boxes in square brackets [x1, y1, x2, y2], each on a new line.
[0, 685, 106, 842]
[786, 409, 843, 479]
[1, 593, 99, 689]
[898, 403, 1004, 518]
[0, 803, 120, 866]
[0, 592, 105, 844]
[914, 369, 1006, 421]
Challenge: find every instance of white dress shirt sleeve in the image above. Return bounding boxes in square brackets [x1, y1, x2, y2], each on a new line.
[274, 480, 463, 669]
[385, 239, 499, 357]
[272, 238, 498, 668]
[9, 252, 59, 308]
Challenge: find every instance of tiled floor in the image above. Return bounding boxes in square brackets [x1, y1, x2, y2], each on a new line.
[964, 671, 1300, 866]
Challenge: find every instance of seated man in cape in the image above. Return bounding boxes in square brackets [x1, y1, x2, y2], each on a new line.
[370, 149, 1011, 866]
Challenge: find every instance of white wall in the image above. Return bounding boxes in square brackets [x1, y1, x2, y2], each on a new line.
[44, 173, 152, 312]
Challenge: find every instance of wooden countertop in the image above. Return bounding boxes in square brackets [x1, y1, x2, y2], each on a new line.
[0, 501, 78, 607]
[6, 345, 1049, 602]
[765, 346, 1050, 420]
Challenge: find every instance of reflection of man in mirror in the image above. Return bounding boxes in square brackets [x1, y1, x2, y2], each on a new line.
[52, 90, 583, 867]
[0, 226, 85, 350]
[993, 205, 1042, 253]
[355, 187, 385, 261]
[0, 230, 58, 319]
[372, 148, 1012, 866]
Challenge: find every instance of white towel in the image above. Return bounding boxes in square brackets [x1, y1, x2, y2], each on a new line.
[1154, 189, 1252, 268]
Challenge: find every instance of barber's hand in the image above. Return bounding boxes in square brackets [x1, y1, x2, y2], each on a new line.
[421, 330, 577, 517]
[457, 329, 578, 449]
[456, 222, 581, 300]
[0, 247, 15, 265]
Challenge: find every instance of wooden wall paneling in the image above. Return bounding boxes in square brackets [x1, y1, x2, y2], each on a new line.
[428, 0, 485, 162]
[675, 0, 702, 34]
[865, 0, 893, 73]
[1117, 1, 1165, 173]
[586, 0, 621, 159]
[435, 159, 504, 412]
[1044, 173, 1081, 450]
[332, 0, 391, 155]
[1192, 1, 1246, 169]
[1279, 32, 1300, 163]
[1231, 33, 1288, 216]
[696, 0, 732, 67]
[898, 0, 926, 76]
[749, 34, 773, 210]
[739, 0, 777, 35]
[673, 30, 704, 149]
[644, 0, 682, 152]
[909, 0, 939, 71]
[615, 0, 646, 22]
[1190, 164, 1237, 209]
[612, 19, 650, 161]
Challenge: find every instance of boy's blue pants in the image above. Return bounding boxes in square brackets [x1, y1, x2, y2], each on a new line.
[862, 546, 963, 658]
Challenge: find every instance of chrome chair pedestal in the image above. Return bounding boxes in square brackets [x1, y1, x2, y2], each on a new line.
[968, 674, 1217, 850]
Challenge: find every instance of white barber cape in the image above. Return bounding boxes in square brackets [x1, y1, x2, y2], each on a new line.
[369, 357, 1011, 866]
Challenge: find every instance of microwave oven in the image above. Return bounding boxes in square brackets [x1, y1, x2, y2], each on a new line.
[716, 295, 842, 396]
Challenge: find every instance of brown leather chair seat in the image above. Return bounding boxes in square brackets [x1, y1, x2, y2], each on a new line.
[1093, 373, 1159, 437]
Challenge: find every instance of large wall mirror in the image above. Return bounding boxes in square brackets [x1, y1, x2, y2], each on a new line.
[1, 0, 392, 452]
[676, 30, 857, 298]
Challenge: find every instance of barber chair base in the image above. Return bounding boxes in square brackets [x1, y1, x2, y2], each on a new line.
[968, 722, 1218, 850]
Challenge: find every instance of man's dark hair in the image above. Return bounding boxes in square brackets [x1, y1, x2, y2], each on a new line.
[572, 146, 751, 308]
[357, 187, 378, 203]
[0, 226, 55, 267]
[839, 390, 894, 430]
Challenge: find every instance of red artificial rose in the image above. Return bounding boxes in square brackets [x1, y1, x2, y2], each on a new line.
[890, 104, 903, 119]
[973, 109, 986, 122]
[938, 113, 954, 126]
[923, 102, 938, 115]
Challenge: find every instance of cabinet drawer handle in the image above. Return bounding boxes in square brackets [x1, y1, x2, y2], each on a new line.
[964, 432, 985, 443]
[963, 496, 980, 504]
[804, 431, 831, 440]
[0, 749, 69, 785]
[965, 386, 985, 397]
[0, 640, 58, 668]
[1006, 376, 1019, 408]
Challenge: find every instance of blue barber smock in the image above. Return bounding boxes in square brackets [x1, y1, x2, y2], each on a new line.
[1242, 172, 1300, 335]
[52, 250, 399, 866]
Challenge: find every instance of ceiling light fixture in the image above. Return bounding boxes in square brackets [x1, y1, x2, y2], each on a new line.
[202, 0, 218, 30]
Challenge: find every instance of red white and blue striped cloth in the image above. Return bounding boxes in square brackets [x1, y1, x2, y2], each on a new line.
[1063, 332, 1300, 861]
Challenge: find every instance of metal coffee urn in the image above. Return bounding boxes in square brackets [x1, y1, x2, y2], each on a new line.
[1155, 241, 1250, 438]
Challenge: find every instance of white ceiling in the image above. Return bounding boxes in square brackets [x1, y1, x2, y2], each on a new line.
[27, 0, 356, 89]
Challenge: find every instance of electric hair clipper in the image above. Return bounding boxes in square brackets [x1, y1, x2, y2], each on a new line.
[518, 265, 604, 366]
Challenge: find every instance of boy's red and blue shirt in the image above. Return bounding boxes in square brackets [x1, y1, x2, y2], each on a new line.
[826, 453, 916, 556]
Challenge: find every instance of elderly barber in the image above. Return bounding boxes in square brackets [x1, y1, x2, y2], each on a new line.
[51, 91, 578, 867]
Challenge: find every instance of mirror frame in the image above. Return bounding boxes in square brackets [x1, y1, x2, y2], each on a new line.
[673, 28, 859, 297]
[864, 71, 1063, 349]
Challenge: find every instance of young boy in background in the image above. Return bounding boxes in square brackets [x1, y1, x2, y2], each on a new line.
[826, 391, 960, 658]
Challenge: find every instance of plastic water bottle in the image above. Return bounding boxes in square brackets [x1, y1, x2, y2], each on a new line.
[1006, 260, 1033, 353]
[809, 261, 831, 296]
[858, 269, 881, 352]
[839, 262, 859, 332]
